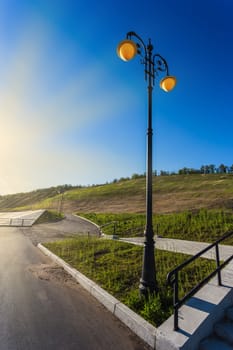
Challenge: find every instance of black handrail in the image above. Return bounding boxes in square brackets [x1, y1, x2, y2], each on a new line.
[100, 221, 117, 228]
[167, 230, 233, 331]
[100, 220, 144, 237]
[99, 221, 118, 236]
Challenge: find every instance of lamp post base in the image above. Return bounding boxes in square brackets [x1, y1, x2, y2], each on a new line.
[139, 279, 158, 299]
[139, 237, 158, 299]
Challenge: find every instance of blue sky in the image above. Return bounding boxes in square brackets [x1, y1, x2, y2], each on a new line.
[0, 0, 232, 194]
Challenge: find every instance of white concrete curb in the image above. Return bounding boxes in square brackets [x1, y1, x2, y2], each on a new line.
[73, 214, 101, 230]
[73, 214, 105, 237]
[38, 243, 157, 349]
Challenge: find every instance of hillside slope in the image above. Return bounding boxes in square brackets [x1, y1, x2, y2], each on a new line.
[0, 174, 233, 214]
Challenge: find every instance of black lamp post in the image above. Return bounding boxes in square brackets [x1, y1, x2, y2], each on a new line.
[117, 31, 176, 297]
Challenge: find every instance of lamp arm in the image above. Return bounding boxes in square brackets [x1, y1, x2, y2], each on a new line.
[126, 31, 147, 56]
[153, 54, 170, 76]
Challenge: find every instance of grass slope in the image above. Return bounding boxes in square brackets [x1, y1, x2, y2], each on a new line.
[0, 174, 233, 214]
[79, 210, 233, 244]
[0, 187, 65, 211]
[45, 237, 216, 327]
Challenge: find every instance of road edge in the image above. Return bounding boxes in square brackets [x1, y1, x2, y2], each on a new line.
[38, 243, 157, 349]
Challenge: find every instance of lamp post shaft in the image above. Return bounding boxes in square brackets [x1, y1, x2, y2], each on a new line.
[117, 32, 175, 297]
[139, 43, 157, 297]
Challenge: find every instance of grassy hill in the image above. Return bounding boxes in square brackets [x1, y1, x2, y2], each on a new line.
[0, 173, 233, 214]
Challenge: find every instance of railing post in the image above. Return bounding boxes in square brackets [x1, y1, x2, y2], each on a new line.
[174, 271, 179, 331]
[168, 231, 233, 333]
[215, 243, 222, 286]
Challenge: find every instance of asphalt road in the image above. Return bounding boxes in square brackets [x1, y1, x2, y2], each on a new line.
[0, 225, 149, 349]
[20, 214, 100, 246]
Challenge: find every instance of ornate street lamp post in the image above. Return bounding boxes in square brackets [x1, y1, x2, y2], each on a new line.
[117, 31, 176, 297]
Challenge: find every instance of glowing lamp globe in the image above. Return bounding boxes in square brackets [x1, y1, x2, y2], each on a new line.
[117, 39, 138, 61]
[160, 76, 176, 92]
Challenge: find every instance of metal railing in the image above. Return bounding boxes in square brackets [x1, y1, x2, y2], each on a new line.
[100, 221, 118, 236]
[0, 218, 34, 227]
[100, 220, 144, 238]
[167, 230, 233, 331]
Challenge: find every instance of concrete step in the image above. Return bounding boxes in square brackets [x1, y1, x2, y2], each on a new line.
[226, 307, 233, 322]
[214, 320, 233, 344]
[199, 306, 233, 350]
[199, 336, 233, 350]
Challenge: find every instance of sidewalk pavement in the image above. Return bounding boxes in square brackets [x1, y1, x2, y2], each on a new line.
[119, 236, 233, 261]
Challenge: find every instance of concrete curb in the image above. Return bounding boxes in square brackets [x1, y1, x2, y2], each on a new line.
[73, 214, 106, 237]
[38, 243, 157, 349]
[73, 214, 101, 230]
[73, 214, 119, 239]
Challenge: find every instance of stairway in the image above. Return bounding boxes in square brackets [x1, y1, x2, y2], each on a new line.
[199, 306, 233, 350]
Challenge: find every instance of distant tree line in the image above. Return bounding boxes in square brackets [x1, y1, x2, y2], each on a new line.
[161, 164, 233, 176]
[111, 164, 233, 183]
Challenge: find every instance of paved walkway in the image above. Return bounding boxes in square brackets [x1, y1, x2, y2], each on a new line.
[119, 236, 233, 261]
[0, 210, 45, 227]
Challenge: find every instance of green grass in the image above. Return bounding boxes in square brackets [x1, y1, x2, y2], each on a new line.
[79, 212, 144, 236]
[45, 237, 216, 327]
[35, 210, 65, 224]
[0, 186, 67, 211]
[78, 209, 233, 244]
[1, 173, 233, 214]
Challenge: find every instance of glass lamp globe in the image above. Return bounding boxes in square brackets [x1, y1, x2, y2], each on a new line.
[117, 39, 138, 61]
[160, 76, 177, 92]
